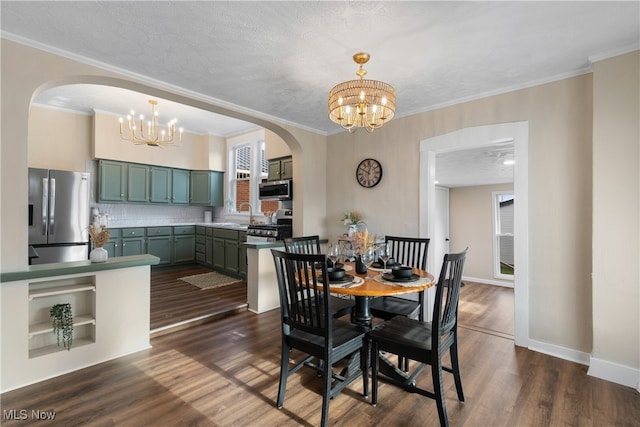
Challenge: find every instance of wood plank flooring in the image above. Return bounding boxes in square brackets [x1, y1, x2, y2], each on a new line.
[149, 265, 247, 335]
[458, 281, 514, 339]
[2, 267, 638, 426]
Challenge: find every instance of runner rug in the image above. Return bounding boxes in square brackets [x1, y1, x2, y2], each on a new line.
[178, 271, 241, 290]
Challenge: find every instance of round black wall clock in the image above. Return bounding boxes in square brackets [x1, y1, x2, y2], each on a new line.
[356, 158, 383, 188]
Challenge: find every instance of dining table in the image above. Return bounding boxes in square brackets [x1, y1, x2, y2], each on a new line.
[322, 261, 435, 384]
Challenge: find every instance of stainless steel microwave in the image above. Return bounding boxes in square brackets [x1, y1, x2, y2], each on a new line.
[259, 180, 292, 200]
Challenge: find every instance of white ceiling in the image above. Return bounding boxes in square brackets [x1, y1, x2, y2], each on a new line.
[1, 1, 638, 186]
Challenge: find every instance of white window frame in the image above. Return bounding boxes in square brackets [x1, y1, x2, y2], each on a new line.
[492, 191, 515, 280]
[226, 137, 266, 219]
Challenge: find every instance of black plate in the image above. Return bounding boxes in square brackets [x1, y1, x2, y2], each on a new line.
[381, 273, 420, 283]
[319, 274, 355, 284]
[316, 262, 344, 269]
[372, 261, 398, 268]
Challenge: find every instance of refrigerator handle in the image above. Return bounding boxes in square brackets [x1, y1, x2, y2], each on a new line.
[49, 178, 56, 235]
[41, 178, 48, 236]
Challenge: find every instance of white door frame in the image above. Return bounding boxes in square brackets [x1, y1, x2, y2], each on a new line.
[419, 122, 529, 347]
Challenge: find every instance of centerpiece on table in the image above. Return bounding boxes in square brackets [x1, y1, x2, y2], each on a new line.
[342, 211, 366, 237]
[88, 224, 110, 263]
[350, 229, 377, 274]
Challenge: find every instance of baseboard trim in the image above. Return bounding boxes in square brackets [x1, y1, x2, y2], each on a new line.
[462, 275, 514, 288]
[588, 357, 640, 390]
[528, 339, 591, 366]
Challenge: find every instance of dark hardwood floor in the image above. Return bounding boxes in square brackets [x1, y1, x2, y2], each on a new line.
[2, 266, 638, 426]
[149, 265, 247, 335]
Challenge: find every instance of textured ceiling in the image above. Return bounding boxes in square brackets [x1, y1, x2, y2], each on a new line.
[436, 142, 514, 188]
[1, 1, 638, 186]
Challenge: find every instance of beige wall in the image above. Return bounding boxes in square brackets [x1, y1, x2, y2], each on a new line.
[450, 184, 513, 282]
[592, 51, 639, 376]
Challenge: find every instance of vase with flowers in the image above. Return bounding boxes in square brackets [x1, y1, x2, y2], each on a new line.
[350, 229, 377, 274]
[88, 224, 110, 263]
[342, 211, 366, 237]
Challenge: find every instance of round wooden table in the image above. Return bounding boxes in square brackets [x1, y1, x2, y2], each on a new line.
[327, 262, 435, 327]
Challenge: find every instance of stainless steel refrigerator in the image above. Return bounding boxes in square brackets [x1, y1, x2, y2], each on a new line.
[28, 168, 90, 265]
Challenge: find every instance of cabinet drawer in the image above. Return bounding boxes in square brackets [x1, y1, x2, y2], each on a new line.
[195, 252, 205, 263]
[196, 226, 206, 235]
[146, 227, 172, 236]
[108, 228, 121, 238]
[213, 228, 239, 240]
[121, 228, 145, 237]
[195, 243, 205, 254]
[195, 235, 205, 244]
[205, 227, 214, 237]
[173, 226, 195, 235]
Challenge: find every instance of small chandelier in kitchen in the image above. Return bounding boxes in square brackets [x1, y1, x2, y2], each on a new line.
[119, 99, 183, 147]
[328, 52, 396, 133]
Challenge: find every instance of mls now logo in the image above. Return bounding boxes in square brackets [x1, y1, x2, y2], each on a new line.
[3, 409, 56, 420]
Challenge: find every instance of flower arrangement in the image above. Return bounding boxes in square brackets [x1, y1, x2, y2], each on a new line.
[88, 224, 110, 248]
[342, 211, 366, 226]
[350, 229, 377, 255]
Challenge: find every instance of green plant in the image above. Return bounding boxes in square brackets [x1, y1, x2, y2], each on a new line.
[50, 303, 73, 350]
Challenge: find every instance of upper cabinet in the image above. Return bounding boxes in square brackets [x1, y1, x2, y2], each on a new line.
[98, 160, 215, 206]
[267, 156, 293, 181]
[99, 160, 127, 202]
[190, 170, 224, 206]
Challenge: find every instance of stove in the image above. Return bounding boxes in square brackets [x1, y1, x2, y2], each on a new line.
[246, 209, 293, 242]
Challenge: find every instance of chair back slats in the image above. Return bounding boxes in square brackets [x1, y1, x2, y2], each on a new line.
[385, 235, 430, 270]
[284, 235, 322, 255]
[272, 249, 331, 338]
[432, 249, 468, 339]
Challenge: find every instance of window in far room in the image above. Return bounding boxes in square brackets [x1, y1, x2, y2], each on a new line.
[493, 191, 514, 279]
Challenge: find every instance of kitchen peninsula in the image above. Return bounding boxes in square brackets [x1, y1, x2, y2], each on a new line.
[0, 254, 159, 392]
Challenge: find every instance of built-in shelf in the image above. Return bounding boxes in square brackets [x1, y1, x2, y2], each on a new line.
[28, 314, 95, 338]
[28, 337, 94, 359]
[28, 284, 96, 300]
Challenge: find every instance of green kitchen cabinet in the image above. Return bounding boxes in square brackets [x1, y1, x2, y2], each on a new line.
[238, 231, 247, 279]
[146, 227, 172, 265]
[190, 170, 224, 206]
[150, 167, 172, 203]
[205, 228, 214, 267]
[212, 227, 245, 278]
[212, 236, 225, 270]
[103, 228, 122, 257]
[171, 168, 190, 204]
[173, 226, 195, 264]
[195, 226, 206, 264]
[267, 156, 293, 181]
[121, 228, 146, 256]
[99, 160, 127, 202]
[127, 164, 150, 203]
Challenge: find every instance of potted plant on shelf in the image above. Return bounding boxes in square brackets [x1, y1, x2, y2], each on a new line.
[342, 211, 366, 236]
[88, 224, 110, 262]
[50, 303, 73, 350]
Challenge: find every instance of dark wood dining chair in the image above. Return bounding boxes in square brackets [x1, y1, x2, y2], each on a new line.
[271, 249, 369, 427]
[369, 248, 468, 427]
[370, 236, 430, 321]
[284, 235, 355, 318]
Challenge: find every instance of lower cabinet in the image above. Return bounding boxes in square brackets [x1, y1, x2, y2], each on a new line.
[121, 228, 146, 256]
[173, 226, 195, 264]
[146, 227, 172, 266]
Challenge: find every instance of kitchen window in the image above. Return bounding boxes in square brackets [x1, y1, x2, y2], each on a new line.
[227, 139, 269, 214]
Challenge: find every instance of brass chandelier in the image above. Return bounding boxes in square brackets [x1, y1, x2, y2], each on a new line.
[119, 99, 183, 147]
[328, 52, 396, 133]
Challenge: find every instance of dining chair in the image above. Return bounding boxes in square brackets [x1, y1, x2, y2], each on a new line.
[284, 235, 355, 319]
[370, 236, 430, 321]
[271, 249, 369, 427]
[369, 248, 468, 427]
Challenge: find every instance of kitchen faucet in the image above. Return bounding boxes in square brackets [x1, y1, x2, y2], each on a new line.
[240, 202, 254, 225]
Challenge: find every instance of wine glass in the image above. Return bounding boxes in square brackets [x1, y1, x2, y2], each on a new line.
[328, 243, 340, 268]
[360, 246, 376, 277]
[378, 243, 391, 273]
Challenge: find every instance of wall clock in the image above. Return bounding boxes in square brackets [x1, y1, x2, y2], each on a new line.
[356, 158, 383, 188]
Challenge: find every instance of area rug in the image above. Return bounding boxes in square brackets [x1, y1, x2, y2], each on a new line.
[178, 271, 242, 290]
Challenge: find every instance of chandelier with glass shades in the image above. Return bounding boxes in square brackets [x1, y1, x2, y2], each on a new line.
[328, 52, 396, 133]
[119, 99, 183, 147]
